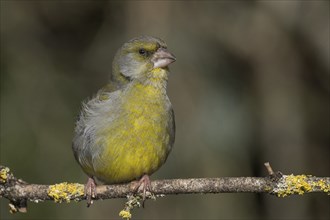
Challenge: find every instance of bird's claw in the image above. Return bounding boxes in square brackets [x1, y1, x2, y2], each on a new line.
[85, 177, 96, 207]
[133, 174, 152, 207]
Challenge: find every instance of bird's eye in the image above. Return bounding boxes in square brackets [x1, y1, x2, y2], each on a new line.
[139, 48, 147, 56]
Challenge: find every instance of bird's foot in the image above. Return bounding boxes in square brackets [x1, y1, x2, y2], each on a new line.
[85, 177, 96, 207]
[132, 174, 152, 207]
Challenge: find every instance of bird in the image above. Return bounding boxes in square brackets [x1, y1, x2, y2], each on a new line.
[72, 36, 176, 206]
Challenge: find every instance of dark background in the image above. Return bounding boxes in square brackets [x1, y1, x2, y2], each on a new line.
[1, 1, 329, 219]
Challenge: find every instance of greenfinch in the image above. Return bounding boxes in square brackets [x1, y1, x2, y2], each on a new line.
[72, 36, 176, 206]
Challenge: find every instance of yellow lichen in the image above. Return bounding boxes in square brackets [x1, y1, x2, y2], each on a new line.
[48, 182, 84, 203]
[118, 194, 142, 220]
[264, 185, 272, 192]
[118, 192, 158, 219]
[119, 209, 132, 220]
[274, 174, 313, 197]
[0, 167, 10, 183]
[312, 179, 330, 195]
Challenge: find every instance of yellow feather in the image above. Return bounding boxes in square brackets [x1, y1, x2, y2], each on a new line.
[94, 81, 170, 183]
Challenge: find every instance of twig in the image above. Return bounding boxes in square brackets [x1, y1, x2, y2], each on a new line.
[264, 162, 274, 175]
[0, 164, 329, 214]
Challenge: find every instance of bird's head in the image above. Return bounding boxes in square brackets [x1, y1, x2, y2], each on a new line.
[112, 36, 176, 83]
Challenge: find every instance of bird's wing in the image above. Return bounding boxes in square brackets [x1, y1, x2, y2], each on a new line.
[72, 83, 125, 177]
[167, 107, 176, 152]
[97, 81, 122, 101]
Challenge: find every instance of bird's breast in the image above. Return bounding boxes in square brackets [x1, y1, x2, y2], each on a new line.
[93, 82, 172, 183]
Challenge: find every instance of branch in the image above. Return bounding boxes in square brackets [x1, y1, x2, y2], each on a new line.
[1, 163, 329, 215]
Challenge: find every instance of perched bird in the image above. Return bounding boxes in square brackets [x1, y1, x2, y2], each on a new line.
[72, 36, 176, 206]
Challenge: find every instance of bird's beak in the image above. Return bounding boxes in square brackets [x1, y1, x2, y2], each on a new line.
[151, 48, 176, 69]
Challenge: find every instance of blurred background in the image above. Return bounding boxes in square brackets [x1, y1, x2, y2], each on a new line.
[1, 1, 329, 219]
